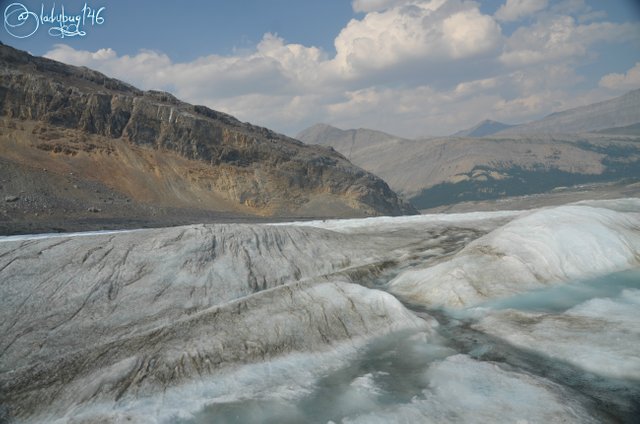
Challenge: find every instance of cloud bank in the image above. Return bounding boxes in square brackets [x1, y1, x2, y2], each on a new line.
[45, 0, 640, 138]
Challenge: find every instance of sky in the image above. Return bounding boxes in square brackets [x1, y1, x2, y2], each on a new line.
[2, 0, 640, 138]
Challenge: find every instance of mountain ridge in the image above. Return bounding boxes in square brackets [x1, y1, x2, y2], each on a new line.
[296, 124, 409, 162]
[0, 43, 416, 234]
[495, 89, 640, 135]
[297, 112, 640, 210]
[452, 119, 516, 137]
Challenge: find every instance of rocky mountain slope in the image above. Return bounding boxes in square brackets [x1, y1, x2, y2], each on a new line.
[496, 89, 640, 135]
[296, 124, 406, 161]
[596, 122, 640, 136]
[298, 123, 640, 209]
[0, 43, 415, 234]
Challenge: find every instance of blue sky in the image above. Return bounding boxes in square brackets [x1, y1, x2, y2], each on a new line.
[2, 0, 640, 137]
[1, 1, 356, 59]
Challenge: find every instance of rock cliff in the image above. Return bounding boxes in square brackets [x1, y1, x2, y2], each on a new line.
[0, 42, 415, 233]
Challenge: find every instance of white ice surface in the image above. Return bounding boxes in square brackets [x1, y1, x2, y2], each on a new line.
[565, 288, 640, 324]
[0, 228, 140, 242]
[0, 224, 386, 371]
[389, 200, 640, 308]
[3, 198, 638, 423]
[476, 288, 640, 380]
[1, 222, 432, 422]
[343, 354, 597, 424]
[278, 209, 522, 233]
[24, 281, 430, 424]
[45, 342, 362, 424]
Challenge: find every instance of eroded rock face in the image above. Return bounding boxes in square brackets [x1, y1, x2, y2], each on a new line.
[0, 43, 416, 217]
[0, 224, 429, 422]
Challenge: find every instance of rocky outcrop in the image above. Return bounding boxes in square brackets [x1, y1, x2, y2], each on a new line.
[0, 43, 416, 219]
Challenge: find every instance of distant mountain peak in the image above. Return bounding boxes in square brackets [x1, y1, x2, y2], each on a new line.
[306, 123, 342, 131]
[453, 119, 515, 138]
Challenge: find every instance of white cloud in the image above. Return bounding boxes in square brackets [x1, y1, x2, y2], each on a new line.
[46, 44, 174, 89]
[333, 1, 501, 77]
[45, 0, 503, 129]
[495, 0, 548, 22]
[493, 91, 556, 118]
[351, 0, 446, 13]
[549, 0, 590, 16]
[442, 8, 502, 59]
[352, 0, 411, 13]
[324, 85, 478, 135]
[500, 16, 637, 67]
[454, 77, 499, 97]
[46, 35, 323, 99]
[599, 62, 640, 91]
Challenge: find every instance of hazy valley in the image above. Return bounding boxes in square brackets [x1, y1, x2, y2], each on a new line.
[297, 90, 640, 210]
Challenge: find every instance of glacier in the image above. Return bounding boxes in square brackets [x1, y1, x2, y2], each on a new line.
[340, 354, 599, 424]
[0, 199, 639, 423]
[475, 276, 640, 380]
[388, 201, 640, 308]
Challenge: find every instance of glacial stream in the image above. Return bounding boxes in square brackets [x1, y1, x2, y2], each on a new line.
[184, 268, 640, 424]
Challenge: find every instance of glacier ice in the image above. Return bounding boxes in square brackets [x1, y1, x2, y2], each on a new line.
[388, 200, 640, 308]
[4, 278, 430, 423]
[0, 224, 385, 372]
[476, 284, 640, 380]
[0, 198, 639, 423]
[341, 355, 599, 424]
[0, 223, 430, 422]
[282, 209, 521, 234]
